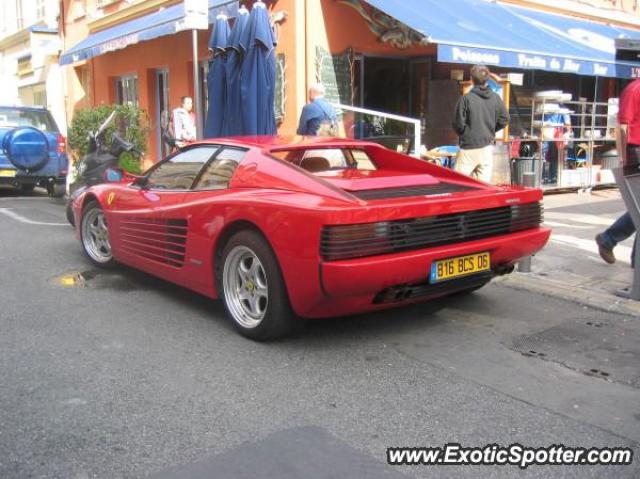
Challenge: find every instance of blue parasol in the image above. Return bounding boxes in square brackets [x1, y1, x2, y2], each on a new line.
[221, 5, 250, 136]
[238, 0, 277, 135]
[204, 14, 230, 138]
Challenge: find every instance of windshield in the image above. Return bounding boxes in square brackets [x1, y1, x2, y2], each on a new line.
[0, 107, 58, 132]
[271, 148, 377, 172]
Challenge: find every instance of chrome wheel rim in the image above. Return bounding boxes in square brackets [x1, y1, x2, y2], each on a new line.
[81, 208, 112, 263]
[223, 246, 268, 328]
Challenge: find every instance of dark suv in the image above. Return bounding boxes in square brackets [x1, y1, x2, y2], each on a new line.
[0, 106, 68, 197]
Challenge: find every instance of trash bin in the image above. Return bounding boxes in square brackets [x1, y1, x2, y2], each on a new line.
[600, 148, 620, 170]
[511, 157, 542, 187]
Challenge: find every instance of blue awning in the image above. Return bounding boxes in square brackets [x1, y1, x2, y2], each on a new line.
[59, 0, 238, 66]
[365, 0, 640, 78]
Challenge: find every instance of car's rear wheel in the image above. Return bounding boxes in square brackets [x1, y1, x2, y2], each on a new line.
[219, 230, 299, 340]
[80, 201, 114, 267]
[20, 183, 35, 193]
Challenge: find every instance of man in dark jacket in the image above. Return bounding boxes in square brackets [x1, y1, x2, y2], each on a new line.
[452, 65, 510, 182]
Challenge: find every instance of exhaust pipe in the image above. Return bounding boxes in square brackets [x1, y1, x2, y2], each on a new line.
[494, 264, 515, 276]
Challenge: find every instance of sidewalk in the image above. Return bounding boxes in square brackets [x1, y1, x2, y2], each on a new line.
[497, 188, 640, 317]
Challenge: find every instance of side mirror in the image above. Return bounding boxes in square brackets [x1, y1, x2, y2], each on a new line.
[104, 167, 124, 182]
[132, 174, 149, 189]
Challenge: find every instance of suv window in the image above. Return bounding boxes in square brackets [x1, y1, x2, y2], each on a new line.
[193, 147, 245, 190]
[0, 107, 58, 132]
[145, 146, 218, 190]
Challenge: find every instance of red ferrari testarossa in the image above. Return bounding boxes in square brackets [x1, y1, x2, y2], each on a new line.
[72, 136, 550, 340]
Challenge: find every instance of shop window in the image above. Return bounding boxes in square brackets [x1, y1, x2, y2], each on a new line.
[69, 0, 86, 21]
[36, 0, 45, 20]
[96, 0, 119, 7]
[33, 89, 46, 108]
[77, 65, 90, 98]
[115, 75, 139, 107]
[16, 0, 23, 30]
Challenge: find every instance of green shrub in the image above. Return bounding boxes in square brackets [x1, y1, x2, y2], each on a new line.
[67, 104, 150, 174]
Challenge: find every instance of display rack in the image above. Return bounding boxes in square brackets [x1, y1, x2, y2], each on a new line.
[528, 94, 618, 190]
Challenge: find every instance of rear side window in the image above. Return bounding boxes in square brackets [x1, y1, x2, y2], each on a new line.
[271, 148, 377, 172]
[193, 147, 246, 190]
[0, 108, 58, 132]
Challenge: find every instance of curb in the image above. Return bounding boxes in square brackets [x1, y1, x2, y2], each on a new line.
[495, 273, 640, 318]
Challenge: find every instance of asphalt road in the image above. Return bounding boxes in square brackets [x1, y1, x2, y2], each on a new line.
[1, 187, 639, 479]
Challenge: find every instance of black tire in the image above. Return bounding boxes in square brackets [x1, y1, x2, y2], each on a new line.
[20, 183, 35, 193]
[217, 230, 300, 341]
[47, 183, 65, 198]
[66, 200, 75, 227]
[79, 201, 115, 268]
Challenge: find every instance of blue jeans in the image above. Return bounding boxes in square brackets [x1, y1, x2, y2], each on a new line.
[601, 212, 635, 250]
[602, 212, 636, 266]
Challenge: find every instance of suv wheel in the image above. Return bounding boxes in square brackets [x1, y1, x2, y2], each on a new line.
[47, 183, 65, 198]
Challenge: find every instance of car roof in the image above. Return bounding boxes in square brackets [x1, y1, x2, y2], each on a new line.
[192, 135, 381, 152]
[0, 105, 49, 112]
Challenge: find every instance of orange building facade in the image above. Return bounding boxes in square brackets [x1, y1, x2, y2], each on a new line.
[60, 0, 640, 165]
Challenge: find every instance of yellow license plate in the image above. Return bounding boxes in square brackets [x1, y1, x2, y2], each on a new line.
[0, 169, 16, 177]
[430, 252, 491, 283]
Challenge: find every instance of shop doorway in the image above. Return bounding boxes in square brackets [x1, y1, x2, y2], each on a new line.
[358, 56, 431, 150]
[155, 69, 170, 159]
[362, 57, 410, 115]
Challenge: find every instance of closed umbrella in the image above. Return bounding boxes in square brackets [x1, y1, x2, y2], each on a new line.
[222, 6, 250, 136]
[239, 0, 277, 135]
[204, 14, 230, 138]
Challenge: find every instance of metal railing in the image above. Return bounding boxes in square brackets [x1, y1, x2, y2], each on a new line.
[332, 103, 422, 158]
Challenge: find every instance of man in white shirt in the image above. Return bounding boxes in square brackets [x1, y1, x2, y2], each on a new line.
[172, 96, 196, 147]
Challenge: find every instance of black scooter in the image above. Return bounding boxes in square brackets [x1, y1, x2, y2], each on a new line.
[66, 112, 139, 226]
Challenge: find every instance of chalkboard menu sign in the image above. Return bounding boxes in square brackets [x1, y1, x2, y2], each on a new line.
[315, 46, 353, 106]
[275, 53, 286, 124]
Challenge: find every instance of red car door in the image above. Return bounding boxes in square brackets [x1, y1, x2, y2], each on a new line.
[107, 145, 221, 282]
[164, 146, 247, 293]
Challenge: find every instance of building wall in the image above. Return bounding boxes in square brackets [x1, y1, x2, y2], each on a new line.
[0, 1, 64, 129]
[0, 0, 58, 37]
[505, 0, 640, 26]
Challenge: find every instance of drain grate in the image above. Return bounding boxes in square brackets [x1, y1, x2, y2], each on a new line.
[510, 318, 640, 388]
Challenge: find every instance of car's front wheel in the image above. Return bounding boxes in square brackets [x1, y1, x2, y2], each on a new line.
[80, 201, 114, 267]
[66, 200, 75, 227]
[219, 230, 299, 341]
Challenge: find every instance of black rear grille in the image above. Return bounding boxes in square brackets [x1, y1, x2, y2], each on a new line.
[351, 183, 476, 201]
[321, 202, 543, 261]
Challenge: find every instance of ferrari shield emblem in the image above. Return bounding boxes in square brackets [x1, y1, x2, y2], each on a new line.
[106, 192, 116, 206]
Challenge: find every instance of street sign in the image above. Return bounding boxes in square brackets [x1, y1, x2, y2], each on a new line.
[182, 0, 209, 30]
